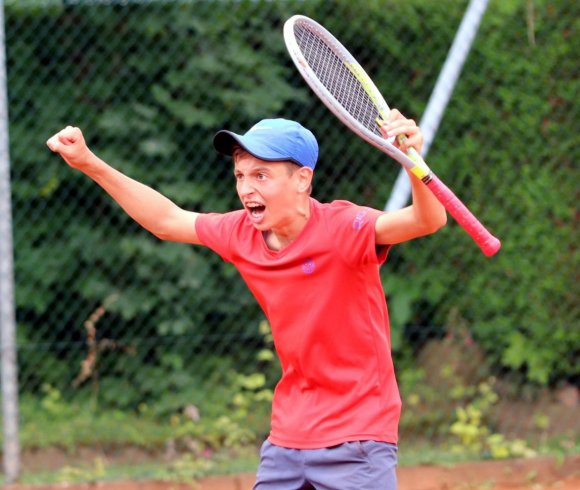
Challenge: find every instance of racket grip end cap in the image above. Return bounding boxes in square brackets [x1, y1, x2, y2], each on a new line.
[482, 236, 501, 257]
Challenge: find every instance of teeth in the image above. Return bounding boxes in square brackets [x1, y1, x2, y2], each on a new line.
[246, 203, 264, 218]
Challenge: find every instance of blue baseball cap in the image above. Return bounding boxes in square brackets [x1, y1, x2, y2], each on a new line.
[213, 118, 318, 170]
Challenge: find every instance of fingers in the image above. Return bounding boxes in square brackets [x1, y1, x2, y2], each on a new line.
[46, 126, 82, 152]
[46, 135, 60, 152]
[399, 133, 422, 154]
[381, 111, 416, 138]
[378, 109, 423, 154]
[46, 126, 91, 170]
[386, 108, 402, 123]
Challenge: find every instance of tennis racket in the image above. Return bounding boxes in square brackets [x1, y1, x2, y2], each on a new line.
[283, 15, 501, 257]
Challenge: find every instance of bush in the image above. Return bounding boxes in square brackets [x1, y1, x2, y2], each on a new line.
[6, 0, 578, 420]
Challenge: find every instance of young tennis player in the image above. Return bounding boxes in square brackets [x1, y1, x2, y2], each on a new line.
[47, 110, 446, 489]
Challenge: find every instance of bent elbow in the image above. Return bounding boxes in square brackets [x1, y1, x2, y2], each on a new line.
[437, 212, 448, 230]
[148, 221, 173, 241]
[152, 229, 170, 241]
[151, 222, 179, 241]
[149, 212, 181, 241]
[427, 212, 447, 235]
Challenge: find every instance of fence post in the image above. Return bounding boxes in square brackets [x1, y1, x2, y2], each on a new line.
[0, 0, 21, 483]
[384, 0, 490, 211]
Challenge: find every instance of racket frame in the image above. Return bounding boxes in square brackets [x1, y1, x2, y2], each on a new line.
[284, 15, 431, 181]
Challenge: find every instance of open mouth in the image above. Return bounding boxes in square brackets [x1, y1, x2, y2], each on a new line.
[246, 202, 266, 221]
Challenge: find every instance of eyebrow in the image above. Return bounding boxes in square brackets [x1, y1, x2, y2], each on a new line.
[233, 166, 273, 174]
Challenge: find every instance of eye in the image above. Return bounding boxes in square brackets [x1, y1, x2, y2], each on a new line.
[257, 173, 267, 180]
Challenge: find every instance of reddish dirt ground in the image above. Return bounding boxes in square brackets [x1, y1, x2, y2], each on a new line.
[5, 454, 580, 490]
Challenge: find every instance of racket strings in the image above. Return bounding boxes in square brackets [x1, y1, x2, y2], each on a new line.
[294, 24, 382, 137]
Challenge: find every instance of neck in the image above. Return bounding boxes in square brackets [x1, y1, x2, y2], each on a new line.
[265, 197, 311, 251]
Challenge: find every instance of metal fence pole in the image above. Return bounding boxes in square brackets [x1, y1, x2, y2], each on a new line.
[384, 0, 490, 211]
[0, 0, 21, 483]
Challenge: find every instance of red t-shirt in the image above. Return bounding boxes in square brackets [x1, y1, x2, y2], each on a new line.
[196, 198, 401, 449]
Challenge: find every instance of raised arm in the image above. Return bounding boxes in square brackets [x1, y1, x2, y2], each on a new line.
[374, 110, 447, 245]
[47, 126, 202, 245]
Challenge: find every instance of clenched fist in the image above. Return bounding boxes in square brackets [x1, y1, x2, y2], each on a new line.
[46, 126, 95, 172]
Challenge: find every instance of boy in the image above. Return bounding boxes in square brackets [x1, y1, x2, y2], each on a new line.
[47, 110, 446, 489]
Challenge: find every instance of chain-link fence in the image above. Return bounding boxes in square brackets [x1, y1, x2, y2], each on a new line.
[2, 0, 579, 483]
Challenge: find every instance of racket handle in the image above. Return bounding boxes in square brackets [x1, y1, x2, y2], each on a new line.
[426, 173, 501, 256]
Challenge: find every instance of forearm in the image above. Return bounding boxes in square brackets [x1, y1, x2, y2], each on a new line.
[84, 152, 182, 237]
[407, 169, 447, 232]
[375, 110, 446, 243]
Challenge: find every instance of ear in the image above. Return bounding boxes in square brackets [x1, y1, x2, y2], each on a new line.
[295, 167, 314, 193]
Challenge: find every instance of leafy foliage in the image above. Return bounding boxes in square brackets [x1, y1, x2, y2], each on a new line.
[5, 0, 578, 430]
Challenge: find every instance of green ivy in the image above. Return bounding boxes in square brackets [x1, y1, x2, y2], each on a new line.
[6, 0, 578, 420]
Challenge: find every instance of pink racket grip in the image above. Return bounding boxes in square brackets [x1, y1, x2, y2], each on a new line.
[426, 174, 501, 256]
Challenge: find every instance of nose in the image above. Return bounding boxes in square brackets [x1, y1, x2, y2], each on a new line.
[237, 177, 254, 197]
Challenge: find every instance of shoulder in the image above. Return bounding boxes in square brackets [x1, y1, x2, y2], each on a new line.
[315, 199, 358, 217]
[314, 199, 387, 266]
[198, 209, 247, 227]
[195, 209, 252, 263]
[196, 209, 249, 242]
[319, 199, 382, 230]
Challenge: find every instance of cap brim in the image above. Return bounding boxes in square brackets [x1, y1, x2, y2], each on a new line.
[213, 129, 304, 166]
[213, 130, 243, 157]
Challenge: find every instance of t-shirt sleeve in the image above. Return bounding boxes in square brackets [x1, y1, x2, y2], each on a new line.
[327, 200, 390, 267]
[195, 211, 242, 263]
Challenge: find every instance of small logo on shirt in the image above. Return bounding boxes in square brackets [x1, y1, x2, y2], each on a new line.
[301, 258, 316, 274]
[352, 211, 368, 230]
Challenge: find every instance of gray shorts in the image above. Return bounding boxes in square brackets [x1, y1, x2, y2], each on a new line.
[253, 440, 398, 490]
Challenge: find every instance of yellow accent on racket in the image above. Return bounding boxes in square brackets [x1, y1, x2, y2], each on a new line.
[345, 62, 390, 120]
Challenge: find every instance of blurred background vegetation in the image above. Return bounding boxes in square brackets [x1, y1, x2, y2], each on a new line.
[2, 0, 578, 483]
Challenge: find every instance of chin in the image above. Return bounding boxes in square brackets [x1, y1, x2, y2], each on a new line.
[250, 221, 269, 231]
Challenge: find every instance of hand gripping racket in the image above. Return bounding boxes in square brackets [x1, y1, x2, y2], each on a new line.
[283, 15, 501, 257]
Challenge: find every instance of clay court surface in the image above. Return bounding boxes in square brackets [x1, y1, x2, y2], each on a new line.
[5, 454, 580, 490]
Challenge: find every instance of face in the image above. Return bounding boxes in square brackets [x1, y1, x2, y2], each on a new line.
[233, 151, 309, 231]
